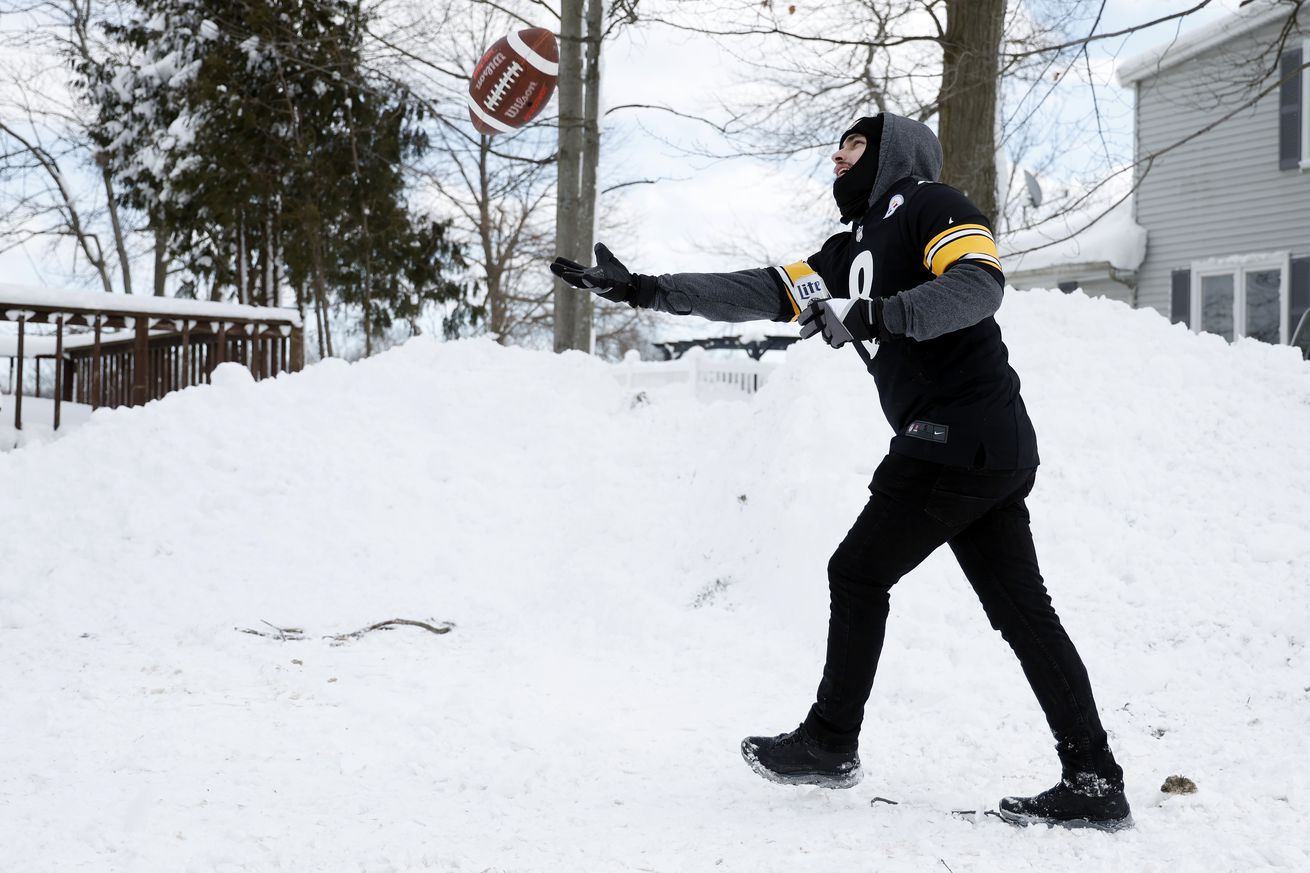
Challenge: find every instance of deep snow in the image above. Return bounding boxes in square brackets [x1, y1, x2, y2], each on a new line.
[2, 288, 1309, 872]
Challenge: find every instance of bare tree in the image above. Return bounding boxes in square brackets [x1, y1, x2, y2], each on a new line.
[0, 0, 138, 293]
[618, 0, 1271, 248]
[938, 0, 1006, 219]
[369, 0, 562, 346]
[0, 115, 114, 292]
[370, 0, 656, 354]
[551, 0, 608, 352]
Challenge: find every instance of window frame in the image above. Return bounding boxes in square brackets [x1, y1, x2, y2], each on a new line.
[1189, 252, 1291, 344]
[1302, 38, 1310, 170]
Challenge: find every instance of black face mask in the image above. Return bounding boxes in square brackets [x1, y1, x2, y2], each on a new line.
[832, 115, 884, 223]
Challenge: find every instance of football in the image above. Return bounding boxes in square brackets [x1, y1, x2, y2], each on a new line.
[467, 28, 559, 135]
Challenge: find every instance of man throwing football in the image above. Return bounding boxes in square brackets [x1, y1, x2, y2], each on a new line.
[550, 113, 1131, 832]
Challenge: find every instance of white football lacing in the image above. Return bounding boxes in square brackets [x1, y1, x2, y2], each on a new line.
[483, 61, 523, 111]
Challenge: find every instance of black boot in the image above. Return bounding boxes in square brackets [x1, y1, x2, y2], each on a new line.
[998, 774, 1133, 831]
[740, 724, 861, 789]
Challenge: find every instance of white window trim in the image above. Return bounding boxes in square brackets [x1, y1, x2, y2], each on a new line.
[1302, 38, 1310, 171]
[1190, 252, 1291, 344]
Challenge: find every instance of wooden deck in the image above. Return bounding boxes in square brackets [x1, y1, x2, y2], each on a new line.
[2, 288, 304, 432]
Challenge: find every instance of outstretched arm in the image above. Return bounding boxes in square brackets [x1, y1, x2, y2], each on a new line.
[647, 269, 792, 323]
[551, 243, 804, 324]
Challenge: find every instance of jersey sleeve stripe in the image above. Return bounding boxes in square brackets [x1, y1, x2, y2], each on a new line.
[773, 266, 803, 321]
[774, 260, 831, 322]
[925, 230, 1001, 276]
[923, 222, 992, 254]
[958, 252, 1003, 271]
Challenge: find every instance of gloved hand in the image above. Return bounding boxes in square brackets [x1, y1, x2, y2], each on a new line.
[549, 243, 658, 308]
[799, 297, 886, 349]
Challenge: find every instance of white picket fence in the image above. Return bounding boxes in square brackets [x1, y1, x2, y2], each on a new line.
[613, 349, 776, 400]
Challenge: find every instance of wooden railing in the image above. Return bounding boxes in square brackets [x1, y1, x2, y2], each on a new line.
[60, 324, 300, 409]
[2, 288, 303, 432]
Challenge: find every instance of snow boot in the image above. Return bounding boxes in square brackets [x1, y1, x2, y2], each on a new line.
[740, 724, 861, 789]
[998, 774, 1132, 831]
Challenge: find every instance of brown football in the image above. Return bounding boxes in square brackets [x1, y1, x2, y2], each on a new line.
[467, 28, 559, 135]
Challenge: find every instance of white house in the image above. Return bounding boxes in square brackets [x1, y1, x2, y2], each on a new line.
[1117, 0, 1310, 351]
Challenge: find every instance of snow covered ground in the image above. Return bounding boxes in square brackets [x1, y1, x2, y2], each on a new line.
[1, 396, 94, 451]
[2, 288, 1309, 872]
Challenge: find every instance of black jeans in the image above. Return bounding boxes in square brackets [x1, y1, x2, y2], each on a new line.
[803, 453, 1122, 785]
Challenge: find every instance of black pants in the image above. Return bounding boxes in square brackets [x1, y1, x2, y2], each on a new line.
[803, 453, 1123, 785]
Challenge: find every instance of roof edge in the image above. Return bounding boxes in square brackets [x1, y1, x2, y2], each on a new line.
[1117, 1, 1297, 86]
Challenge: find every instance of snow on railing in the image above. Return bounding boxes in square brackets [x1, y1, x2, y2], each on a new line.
[613, 348, 776, 399]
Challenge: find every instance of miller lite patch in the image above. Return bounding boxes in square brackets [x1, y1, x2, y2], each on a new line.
[774, 260, 832, 321]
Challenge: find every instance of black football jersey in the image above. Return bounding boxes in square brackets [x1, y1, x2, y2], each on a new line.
[775, 178, 1039, 471]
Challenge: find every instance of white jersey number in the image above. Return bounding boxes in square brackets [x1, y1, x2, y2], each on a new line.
[848, 249, 875, 299]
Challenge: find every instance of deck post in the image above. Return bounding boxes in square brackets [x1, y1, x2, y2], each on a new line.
[54, 315, 64, 431]
[92, 317, 103, 409]
[132, 316, 149, 406]
[14, 313, 24, 431]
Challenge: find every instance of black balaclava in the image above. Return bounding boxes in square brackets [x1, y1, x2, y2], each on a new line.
[832, 114, 884, 223]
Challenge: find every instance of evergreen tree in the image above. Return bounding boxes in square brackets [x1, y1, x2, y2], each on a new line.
[81, 0, 471, 354]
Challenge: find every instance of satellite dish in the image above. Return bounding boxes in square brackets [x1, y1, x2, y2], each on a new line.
[1023, 169, 1043, 208]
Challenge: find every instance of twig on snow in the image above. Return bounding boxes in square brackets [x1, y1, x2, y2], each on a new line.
[235, 621, 307, 640]
[237, 617, 455, 643]
[325, 618, 456, 643]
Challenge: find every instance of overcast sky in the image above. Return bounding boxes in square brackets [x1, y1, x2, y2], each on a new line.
[0, 0, 1255, 294]
[598, 0, 1254, 275]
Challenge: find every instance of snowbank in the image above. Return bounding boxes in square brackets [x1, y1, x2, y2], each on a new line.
[2, 289, 1309, 872]
[1003, 198, 1148, 273]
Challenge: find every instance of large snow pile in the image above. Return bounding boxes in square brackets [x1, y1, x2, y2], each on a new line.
[2, 289, 1309, 872]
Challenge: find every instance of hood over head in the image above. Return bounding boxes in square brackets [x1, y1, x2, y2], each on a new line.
[832, 112, 944, 223]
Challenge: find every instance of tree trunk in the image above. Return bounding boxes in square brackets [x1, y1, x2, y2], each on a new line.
[253, 228, 268, 307]
[552, 0, 585, 352]
[308, 221, 334, 357]
[236, 217, 249, 305]
[153, 223, 168, 296]
[267, 215, 279, 307]
[477, 135, 508, 342]
[938, 0, 1006, 222]
[571, 0, 603, 353]
[101, 165, 133, 294]
[345, 105, 374, 356]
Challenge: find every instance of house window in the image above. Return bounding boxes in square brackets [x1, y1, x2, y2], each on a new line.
[1279, 42, 1310, 170]
[1189, 253, 1291, 344]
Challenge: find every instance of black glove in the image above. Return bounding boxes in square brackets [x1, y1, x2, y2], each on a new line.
[549, 243, 658, 308]
[798, 297, 886, 349]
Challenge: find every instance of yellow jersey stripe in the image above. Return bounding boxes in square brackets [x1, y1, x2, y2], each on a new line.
[923, 225, 994, 272]
[773, 264, 802, 321]
[923, 222, 992, 255]
[926, 233, 1001, 276]
[781, 261, 813, 284]
[774, 261, 830, 322]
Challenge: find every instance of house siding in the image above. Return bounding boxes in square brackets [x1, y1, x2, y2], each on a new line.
[1134, 19, 1310, 322]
